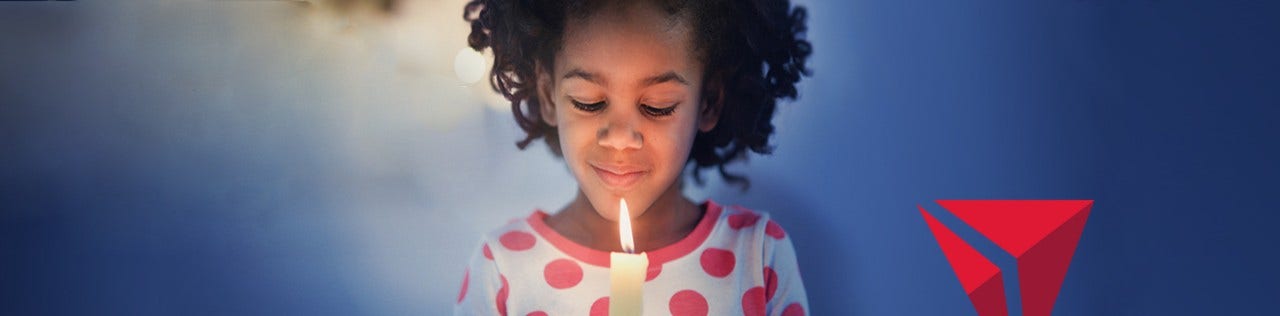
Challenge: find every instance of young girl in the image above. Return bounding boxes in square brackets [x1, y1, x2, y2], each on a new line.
[455, 0, 811, 314]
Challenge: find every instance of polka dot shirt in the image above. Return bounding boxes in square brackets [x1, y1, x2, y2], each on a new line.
[454, 200, 809, 316]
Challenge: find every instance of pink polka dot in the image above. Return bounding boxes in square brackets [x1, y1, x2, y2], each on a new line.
[646, 263, 663, 282]
[496, 275, 509, 316]
[500, 231, 536, 251]
[668, 290, 709, 316]
[700, 248, 736, 278]
[781, 303, 805, 316]
[543, 258, 583, 289]
[527, 312, 548, 316]
[765, 220, 786, 239]
[456, 269, 469, 304]
[727, 212, 760, 229]
[589, 297, 609, 316]
[483, 244, 494, 260]
[742, 286, 767, 316]
[763, 267, 778, 302]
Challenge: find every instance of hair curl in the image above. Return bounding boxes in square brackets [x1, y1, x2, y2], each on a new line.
[463, 0, 811, 190]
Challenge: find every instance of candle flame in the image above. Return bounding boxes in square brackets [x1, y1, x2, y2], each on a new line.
[619, 198, 635, 253]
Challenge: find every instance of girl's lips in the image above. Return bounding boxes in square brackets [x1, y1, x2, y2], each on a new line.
[591, 165, 647, 190]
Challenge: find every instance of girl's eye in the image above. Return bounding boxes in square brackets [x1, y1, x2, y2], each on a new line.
[641, 104, 677, 117]
[571, 100, 606, 113]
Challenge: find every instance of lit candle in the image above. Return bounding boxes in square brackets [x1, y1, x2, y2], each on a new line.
[610, 198, 647, 316]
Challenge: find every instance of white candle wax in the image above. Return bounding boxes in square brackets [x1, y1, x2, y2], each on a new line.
[610, 251, 647, 316]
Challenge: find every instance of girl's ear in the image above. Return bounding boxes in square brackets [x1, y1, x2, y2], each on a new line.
[697, 80, 725, 132]
[536, 63, 558, 127]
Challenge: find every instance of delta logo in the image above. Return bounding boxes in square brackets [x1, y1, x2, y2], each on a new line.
[918, 200, 1093, 316]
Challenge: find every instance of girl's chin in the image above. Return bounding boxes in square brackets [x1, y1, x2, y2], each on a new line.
[583, 190, 653, 221]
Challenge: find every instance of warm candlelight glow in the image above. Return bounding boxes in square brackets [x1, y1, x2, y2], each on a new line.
[619, 198, 636, 253]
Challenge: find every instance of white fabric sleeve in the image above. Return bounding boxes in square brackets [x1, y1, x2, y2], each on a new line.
[765, 223, 810, 316]
[454, 241, 505, 316]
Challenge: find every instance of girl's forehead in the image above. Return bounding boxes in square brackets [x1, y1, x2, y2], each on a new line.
[556, 3, 700, 87]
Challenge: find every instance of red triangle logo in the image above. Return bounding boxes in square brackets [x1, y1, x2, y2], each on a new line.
[922, 200, 1093, 316]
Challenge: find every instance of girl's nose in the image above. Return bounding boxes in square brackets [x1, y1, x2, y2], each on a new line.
[597, 115, 643, 151]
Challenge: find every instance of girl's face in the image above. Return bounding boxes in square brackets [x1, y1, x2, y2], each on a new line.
[540, 4, 716, 222]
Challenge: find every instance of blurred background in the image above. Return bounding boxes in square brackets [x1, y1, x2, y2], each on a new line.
[2, 0, 1277, 315]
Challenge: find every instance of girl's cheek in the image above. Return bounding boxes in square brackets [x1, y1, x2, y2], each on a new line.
[556, 110, 590, 141]
[674, 107, 701, 142]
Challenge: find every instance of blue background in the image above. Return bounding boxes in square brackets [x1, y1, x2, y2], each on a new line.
[2, 0, 1277, 314]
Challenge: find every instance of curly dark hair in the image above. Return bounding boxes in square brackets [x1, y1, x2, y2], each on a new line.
[463, 0, 811, 189]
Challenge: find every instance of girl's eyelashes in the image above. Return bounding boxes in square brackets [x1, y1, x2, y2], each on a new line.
[641, 104, 677, 117]
[571, 100, 606, 113]
[569, 98, 677, 117]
